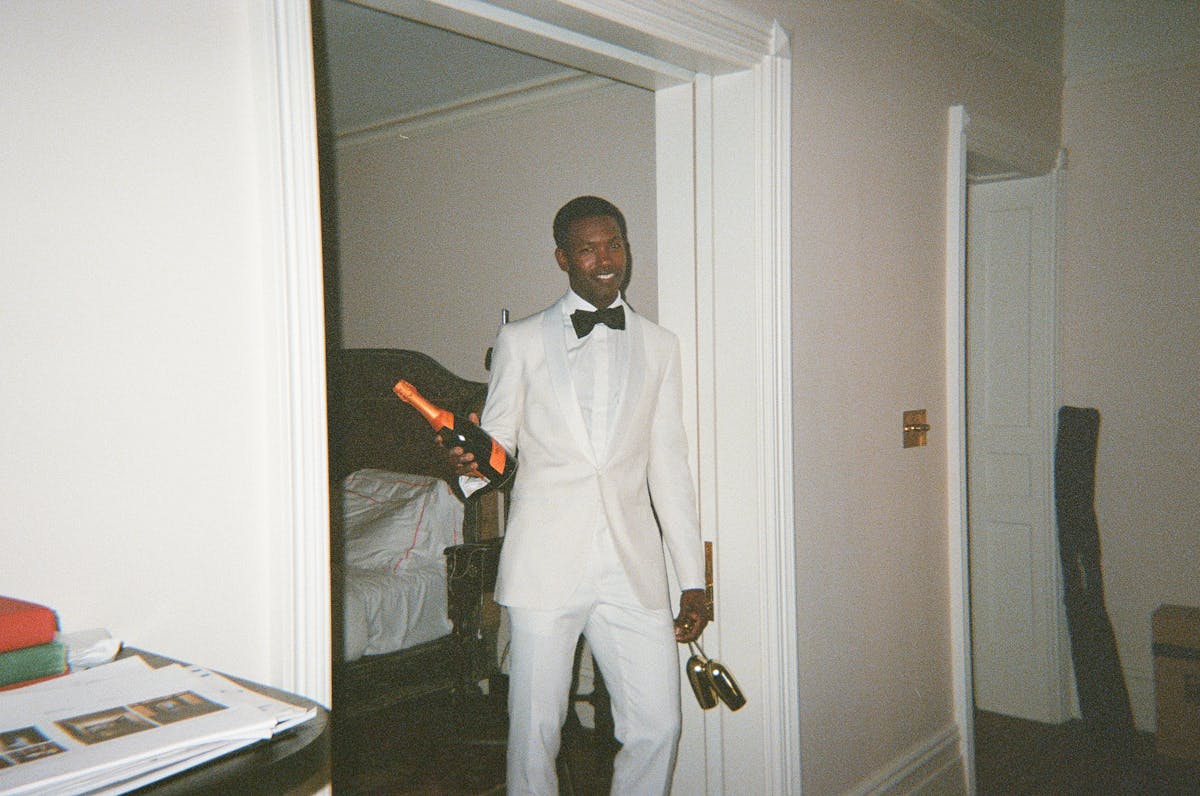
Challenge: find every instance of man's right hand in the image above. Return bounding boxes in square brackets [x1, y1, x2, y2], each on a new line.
[438, 412, 481, 477]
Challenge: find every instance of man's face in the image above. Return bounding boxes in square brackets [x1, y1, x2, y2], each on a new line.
[555, 215, 628, 309]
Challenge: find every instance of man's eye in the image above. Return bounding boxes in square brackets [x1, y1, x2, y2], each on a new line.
[610, 241, 624, 250]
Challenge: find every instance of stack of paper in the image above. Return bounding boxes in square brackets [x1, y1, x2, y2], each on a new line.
[0, 655, 315, 795]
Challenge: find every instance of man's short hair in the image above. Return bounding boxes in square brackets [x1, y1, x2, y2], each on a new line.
[553, 196, 629, 249]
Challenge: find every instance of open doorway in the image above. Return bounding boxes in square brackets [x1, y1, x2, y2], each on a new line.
[281, 2, 794, 791]
[946, 104, 1070, 789]
[312, 1, 657, 790]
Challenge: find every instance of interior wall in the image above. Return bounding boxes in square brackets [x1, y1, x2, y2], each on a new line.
[1058, 2, 1200, 730]
[734, 1, 1063, 791]
[1, 1, 287, 685]
[333, 80, 657, 383]
[0, 0, 1094, 789]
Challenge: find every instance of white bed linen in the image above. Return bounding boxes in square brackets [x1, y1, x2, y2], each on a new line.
[340, 469, 464, 662]
[342, 469, 464, 573]
[342, 560, 453, 661]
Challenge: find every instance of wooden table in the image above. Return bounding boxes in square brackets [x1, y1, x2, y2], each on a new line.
[119, 648, 330, 794]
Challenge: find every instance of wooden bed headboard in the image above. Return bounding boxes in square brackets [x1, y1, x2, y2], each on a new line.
[327, 348, 489, 484]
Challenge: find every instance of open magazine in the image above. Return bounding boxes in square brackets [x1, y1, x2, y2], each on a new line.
[0, 655, 315, 795]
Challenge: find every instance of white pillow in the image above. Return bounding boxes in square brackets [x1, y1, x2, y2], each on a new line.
[341, 469, 464, 573]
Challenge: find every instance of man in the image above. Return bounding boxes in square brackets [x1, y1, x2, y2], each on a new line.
[451, 196, 708, 795]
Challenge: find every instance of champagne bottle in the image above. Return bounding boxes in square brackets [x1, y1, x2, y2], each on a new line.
[393, 379, 517, 490]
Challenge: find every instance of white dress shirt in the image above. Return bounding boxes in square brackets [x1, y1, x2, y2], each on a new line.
[561, 290, 629, 463]
[461, 291, 629, 498]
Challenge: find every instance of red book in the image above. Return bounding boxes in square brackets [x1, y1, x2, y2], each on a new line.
[0, 596, 59, 654]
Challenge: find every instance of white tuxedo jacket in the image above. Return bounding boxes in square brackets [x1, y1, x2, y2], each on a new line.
[482, 295, 705, 611]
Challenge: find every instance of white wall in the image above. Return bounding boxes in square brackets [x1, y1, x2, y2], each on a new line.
[736, 1, 1063, 791]
[1, 2, 292, 687]
[0, 0, 1083, 790]
[1060, 0, 1200, 730]
[333, 80, 657, 382]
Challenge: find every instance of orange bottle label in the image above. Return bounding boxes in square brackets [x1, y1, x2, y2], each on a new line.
[489, 439, 506, 474]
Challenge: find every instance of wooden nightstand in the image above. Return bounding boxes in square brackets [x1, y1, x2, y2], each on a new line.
[445, 538, 502, 689]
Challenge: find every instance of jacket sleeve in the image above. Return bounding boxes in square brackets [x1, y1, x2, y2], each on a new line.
[478, 323, 524, 456]
[645, 336, 706, 592]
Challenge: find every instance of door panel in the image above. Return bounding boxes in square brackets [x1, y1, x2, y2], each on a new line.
[967, 174, 1065, 722]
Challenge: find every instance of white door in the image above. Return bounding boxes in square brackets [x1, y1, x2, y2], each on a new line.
[967, 174, 1067, 723]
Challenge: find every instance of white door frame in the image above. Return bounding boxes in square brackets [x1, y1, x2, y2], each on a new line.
[270, 0, 797, 792]
[945, 105, 1064, 791]
[945, 104, 975, 790]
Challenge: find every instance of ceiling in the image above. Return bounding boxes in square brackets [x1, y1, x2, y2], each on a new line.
[319, 0, 1053, 180]
[322, 1, 1200, 179]
[318, 0, 580, 136]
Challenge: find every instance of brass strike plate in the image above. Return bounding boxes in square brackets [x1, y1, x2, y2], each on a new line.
[704, 541, 714, 622]
[903, 409, 930, 448]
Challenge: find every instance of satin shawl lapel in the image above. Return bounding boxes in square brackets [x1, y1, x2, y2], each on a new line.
[602, 308, 645, 468]
[540, 299, 594, 464]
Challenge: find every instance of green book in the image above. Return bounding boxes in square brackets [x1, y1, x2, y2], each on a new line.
[0, 640, 68, 688]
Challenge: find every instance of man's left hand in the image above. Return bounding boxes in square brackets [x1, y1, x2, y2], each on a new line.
[674, 588, 709, 643]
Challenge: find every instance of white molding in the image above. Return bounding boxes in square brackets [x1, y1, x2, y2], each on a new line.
[1045, 166, 1071, 725]
[755, 22, 801, 795]
[945, 104, 974, 794]
[352, 0, 694, 89]
[560, 0, 778, 67]
[350, 0, 777, 81]
[1049, 160, 1082, 727]
[352, 0, 775, 84]
[851, 724, 963, 795]
[966, 169, 1025, 186]
[267, 0, 331, 706]
[665, 72, 725, 795]
[658, 37, 798, 792]
[655, 77, 708, 794]
[336, 73, 611, 144]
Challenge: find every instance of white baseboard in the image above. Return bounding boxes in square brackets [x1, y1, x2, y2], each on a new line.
[851, 724, 965, 795]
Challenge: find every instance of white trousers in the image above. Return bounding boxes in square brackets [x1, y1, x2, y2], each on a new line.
[504, 528, 681, 796]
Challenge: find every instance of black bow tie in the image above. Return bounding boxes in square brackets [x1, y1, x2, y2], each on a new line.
[571, 305, 626, 338]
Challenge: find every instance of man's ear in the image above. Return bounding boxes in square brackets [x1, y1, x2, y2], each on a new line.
[554, 248, 569, 272]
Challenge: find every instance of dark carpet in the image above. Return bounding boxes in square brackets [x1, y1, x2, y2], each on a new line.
[334, 698, 1200, 794]
[332, 686, 611, 795]
[974, 710, 1200, 795]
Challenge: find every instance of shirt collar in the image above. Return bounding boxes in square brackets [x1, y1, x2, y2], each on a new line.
[563, 289, 626, 315]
